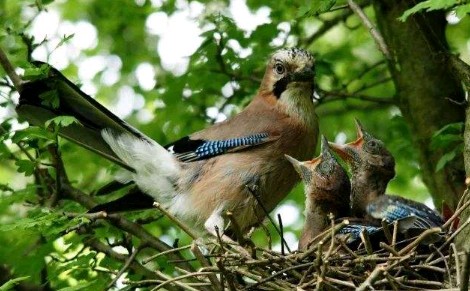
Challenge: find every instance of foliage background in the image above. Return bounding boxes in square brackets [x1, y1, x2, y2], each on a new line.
[0, 0, 469, 289]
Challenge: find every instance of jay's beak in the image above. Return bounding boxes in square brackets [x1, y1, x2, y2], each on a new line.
[291, 66, 315, 83]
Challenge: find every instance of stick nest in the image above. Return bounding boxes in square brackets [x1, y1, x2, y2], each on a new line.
[132, 195, 470, 291]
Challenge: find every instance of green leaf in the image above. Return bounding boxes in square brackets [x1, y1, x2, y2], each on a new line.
[308, 0, 336, 16]
[432, 122, 464, 137]
[11, 127, 54, 143]
[435, 151, 455, 172]
[53, 34, 75, 51]
[45, 116, 81, 129]
[430, 122, 463, 150]
[15, 160, 35, 176]
[455, 4, 470, 18]
[400, 0, 458, 21]
[23, 68, 48, 81]
[0, 210, 74, 237]
[0, 276, 30, 291]
[435, 144, 462, 172]
[58, 281, 97, 291]
[39, 89, 60, 109]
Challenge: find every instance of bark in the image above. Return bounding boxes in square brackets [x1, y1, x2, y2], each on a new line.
[372, 0, 466, 209]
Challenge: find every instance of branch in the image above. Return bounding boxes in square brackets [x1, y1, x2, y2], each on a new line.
[301, 10, 354, 46]
[84, 238, 157, 281]
[106, 245, 144, 289]
[62, 184, 195, 272]
[347, 0, 391, 60]
[317, 102, 391, 117]
[0, 47, 22, 89]
[153, 202, 199, 240]
[318, 90, 395, 105]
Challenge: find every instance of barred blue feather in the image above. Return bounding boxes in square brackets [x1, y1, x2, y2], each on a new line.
[366, 195, 444, 229]
[338, 224, 382, 242]
[166, 133, 271, 162]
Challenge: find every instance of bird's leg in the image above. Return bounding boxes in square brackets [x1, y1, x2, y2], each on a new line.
[204, 209, 252, 257]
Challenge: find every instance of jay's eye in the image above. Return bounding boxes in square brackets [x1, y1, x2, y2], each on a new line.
[274, 63, 285, 75]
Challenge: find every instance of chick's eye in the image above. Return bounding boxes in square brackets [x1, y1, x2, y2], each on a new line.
[274, 63, 285, 75]
[368, 140, 377, 148]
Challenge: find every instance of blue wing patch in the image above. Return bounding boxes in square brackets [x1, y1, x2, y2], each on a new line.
[338, 224, 382, 243]
[366, 195, 444, 229]
[165, 133, 272, 162]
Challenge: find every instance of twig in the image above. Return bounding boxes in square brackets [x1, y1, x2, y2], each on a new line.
[392, 220, 398, 247]
[0, 46, 22, 89]
[379, 242, 400, 257]
[191, 242, 223, 291]
[85, 238, 157, 280]
[153, 202, 198, 240]
[302, 10, 354, 46]
[226, 211, 245, 245]
[245, 185, 291, 253]
[277, 214, 286, 255]
[299, 220, 350, 261]
[142, 245, 191, 264]
[452, 243, 460, 287]
[357, 265, 384, 291]
[153, 271, 204, 291]
[215, 259, 237, 291]
[381, 219, 393, 244]
[398, 228, 442, 256]
[443, 197, 470, 229]
[244, 262, 315, 290]
[347, 0, 391, 59]
[107, 245, 143, 289]
[360, 228, 373, 256]
[324, 276, 356, 288]
[461, 252, 470, 291]
[319, 90, 394, 104]
[62, 184, 194, 272]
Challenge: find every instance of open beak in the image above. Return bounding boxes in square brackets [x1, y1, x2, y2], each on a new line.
[328, 138, 363, 162]
[320, 135, 333, 157]
[354, 118, 365, 139]
[328, 118, 366, 162]
[285, 154, 320, 181]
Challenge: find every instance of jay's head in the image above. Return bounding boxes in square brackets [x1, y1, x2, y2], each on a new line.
[285, 136, 350, 201]
[260, 47, 315, 101]
[329, 119, 395, 180]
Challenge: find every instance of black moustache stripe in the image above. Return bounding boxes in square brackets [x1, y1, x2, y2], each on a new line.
[273, 77, 315, 99]
[273, 76, 290, 99]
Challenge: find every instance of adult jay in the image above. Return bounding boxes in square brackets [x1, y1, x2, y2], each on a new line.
[17, 47, 319, 236]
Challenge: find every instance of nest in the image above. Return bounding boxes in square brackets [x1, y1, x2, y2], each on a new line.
[127, 195, 470, 291]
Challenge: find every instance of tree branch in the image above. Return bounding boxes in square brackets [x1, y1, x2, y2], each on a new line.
[0, 47, 22, 89]
[62, 184, 195, 272]
[347, 0, 391, 59]
[318, 90, 395, 105]
[84, 238, 157, 280]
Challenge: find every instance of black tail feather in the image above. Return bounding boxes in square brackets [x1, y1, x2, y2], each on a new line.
[88, 187, 155, 213]
[17, 61, 152, 170]
[95, 180, 133, 196]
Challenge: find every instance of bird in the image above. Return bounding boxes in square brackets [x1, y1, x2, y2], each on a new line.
[328, 119, 395, 218]
[329, 120, 444, 230]
[286, 136, 350, 250]
[17, 47, 319, 237]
